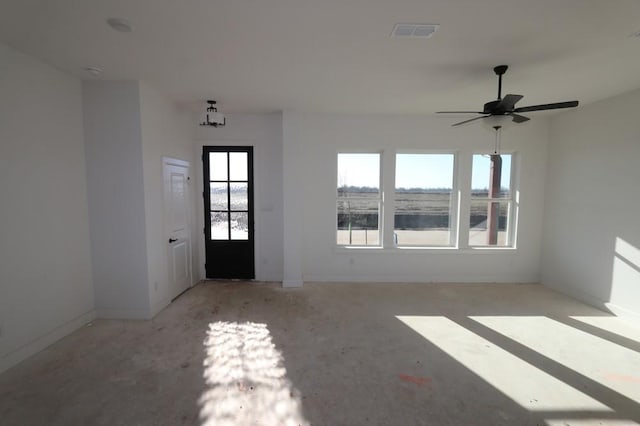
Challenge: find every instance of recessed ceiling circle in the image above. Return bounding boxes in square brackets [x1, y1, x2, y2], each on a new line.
[83, 66, 102, 76]
[106, 17, 133, 33]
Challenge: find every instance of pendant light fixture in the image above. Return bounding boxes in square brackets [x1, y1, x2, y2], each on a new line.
[200, 100, 226, 127]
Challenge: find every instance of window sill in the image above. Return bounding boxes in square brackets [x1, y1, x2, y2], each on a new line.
[333, 246, 517, 254]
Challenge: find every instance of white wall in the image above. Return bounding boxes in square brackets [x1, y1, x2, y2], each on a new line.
[282, 111, 550, 283]
[83, 81, 151, 319]
[139, 82, 197, 315]
[0, 43, 94, 373]
[194, 113, 284, 282]
[542, 89, 640, 318]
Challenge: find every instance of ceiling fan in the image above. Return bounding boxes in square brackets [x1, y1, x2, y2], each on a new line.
[437, 65, 579, 127]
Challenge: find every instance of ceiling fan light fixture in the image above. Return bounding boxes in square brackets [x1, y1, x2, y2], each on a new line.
[482, 114, 511, 131]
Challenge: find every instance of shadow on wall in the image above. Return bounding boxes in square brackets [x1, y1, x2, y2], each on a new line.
[608, 237, 640, 314]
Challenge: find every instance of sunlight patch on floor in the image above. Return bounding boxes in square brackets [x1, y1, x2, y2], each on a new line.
[396, 316, 614, 413]
[570, 316, 640, 343]
[199, 321, 308, 426]
[471, 316, 640, 403]
[546, 420, 638, 426]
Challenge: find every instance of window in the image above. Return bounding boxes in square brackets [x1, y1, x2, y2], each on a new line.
[337, 153, 381, 246]
[209, 151, 250, 240]
[394, 153, 455, 246]
[335, 151, 518, 250]
[469, 153, 514, 247]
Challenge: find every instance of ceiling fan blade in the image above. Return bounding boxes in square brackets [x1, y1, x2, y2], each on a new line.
[499, 94, 523, 111]
[452, 116, 488, 127]
[437, 111, 484, 114]
[510, 113, 530, 123]
[514, 100, 579, 113]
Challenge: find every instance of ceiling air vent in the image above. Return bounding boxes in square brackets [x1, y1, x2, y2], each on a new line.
[391, 23, 439, 38]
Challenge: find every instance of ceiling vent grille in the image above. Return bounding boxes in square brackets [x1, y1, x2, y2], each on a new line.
[391, 23, 439, 38]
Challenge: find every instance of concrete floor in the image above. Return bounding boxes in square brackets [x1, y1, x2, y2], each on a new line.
[1, 282, 640, 426]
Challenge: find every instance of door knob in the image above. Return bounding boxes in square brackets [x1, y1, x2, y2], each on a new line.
[169, 238, 178, 243]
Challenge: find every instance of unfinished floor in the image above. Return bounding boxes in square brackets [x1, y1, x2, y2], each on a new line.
[1, 282, 639, 426]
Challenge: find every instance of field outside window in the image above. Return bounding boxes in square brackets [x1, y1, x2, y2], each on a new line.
[394, 153, 455, 247]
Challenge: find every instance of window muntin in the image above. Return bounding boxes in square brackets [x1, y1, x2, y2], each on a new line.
[394, 154, 455, 246]
[469, 154, 514, 247]
[209, 151, 249, 240]
[337, 153, 381, 246]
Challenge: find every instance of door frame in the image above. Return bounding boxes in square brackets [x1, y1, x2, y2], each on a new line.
[196, 141, 260, 281]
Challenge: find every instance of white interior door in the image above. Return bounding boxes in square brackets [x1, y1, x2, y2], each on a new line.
[163, 157, 192, 299]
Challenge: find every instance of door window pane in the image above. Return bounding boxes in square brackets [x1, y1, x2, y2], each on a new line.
[209, 152, 228, 181]
[230, 212, 249, 240]
[336, 199, 380, 246]
[230, 183, 248, 210]
[211, 212, 229, 240]
[210, 183, 228, 210]
[229, 152, 248, 181]
[394, 154, 454, 246]
[337, 153, 380, 197]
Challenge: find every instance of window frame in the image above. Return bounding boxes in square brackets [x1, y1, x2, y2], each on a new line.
[468, 151, 518, 249]
[336, 151, 383, 248]
[393, 150, 459, 248]
[332, 149, 519, 252]
[208, 151, 251, 241]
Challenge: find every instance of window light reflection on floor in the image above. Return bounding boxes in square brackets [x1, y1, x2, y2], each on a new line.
[199, 321, 308, 426]
[570, 316, 640, 343]
[396, 315, 624, 425]
[470, 316, 640, 404]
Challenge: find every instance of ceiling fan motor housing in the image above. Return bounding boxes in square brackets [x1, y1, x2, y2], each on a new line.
[484, 100, 508, 114]
[494, 65, 508, 76]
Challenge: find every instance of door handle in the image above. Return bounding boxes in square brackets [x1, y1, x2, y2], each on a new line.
[169, 238, 178, 243]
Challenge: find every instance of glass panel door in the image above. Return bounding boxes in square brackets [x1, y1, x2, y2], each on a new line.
[203, 146, 254, 278]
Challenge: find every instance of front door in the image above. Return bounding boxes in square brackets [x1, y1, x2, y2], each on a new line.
[163, 157, 192, 298]
[203, 146, 255, 279]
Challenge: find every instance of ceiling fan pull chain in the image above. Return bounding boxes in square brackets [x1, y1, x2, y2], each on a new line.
[493, 125, 502, 154]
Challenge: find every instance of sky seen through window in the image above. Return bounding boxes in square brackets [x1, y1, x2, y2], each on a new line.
[337, 153, 511, 191]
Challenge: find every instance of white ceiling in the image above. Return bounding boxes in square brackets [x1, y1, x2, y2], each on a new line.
[2, 0, 640, 115]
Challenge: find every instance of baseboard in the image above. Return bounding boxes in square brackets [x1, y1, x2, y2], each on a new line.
[542, 281, 612, 313]
[282, 279, 304, 288]
[0, 309, 96, 374]
[302, 274, 540, 283]
[150, 296, 171, 318]
[604, 302, 640, 325]
[543, 281, 640, 324]
[96, 307, 151, 320]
